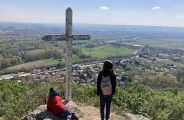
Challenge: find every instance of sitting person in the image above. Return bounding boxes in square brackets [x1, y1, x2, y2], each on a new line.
[47, 88, 78, 120]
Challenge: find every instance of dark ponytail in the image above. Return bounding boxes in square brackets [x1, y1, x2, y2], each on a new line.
[103, 60, 113, 71]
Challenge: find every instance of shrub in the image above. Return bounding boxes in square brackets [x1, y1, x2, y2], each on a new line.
[0, 81, 184, 120]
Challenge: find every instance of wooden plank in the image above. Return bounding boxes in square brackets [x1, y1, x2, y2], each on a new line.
[42, 35, 90, 41]
[73, 35, 91, 40]
[42, 35, 66, 41]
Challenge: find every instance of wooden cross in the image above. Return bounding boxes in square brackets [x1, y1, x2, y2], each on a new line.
[42, 7, 90, 100]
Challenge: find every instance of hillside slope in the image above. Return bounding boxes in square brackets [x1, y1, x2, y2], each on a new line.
[22, 102, 149, 120]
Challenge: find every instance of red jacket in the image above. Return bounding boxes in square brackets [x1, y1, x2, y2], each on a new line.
[47, 96, 65, 115]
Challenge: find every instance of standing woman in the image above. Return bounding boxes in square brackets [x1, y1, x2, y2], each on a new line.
[97, 60, 116, 120]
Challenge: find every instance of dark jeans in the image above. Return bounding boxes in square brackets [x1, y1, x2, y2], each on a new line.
[58, 108, 72, 120]
[100, 94, 112, 120]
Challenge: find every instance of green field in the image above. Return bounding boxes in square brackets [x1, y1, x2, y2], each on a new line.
[72, 55, 81, 63]
[82, 45, 137, 58]
[45, 58, 60, 64]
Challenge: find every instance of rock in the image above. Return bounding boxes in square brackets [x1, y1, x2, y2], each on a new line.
[21, 101, 81, 120]
[124, 113, 150, 120]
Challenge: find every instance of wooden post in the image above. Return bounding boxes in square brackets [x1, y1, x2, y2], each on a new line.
[65, 8, 72, 100]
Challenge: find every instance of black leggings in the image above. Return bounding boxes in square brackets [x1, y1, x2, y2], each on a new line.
[100, 94, 112, 120]
[58, 108, 72, 119]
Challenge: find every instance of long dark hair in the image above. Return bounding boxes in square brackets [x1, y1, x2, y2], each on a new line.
[103, 60, 113, 71]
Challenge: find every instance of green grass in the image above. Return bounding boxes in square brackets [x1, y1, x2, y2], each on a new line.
[45, 58, 60, 65]
[72, 55, 81, 63]
[82, 45, 136, 58]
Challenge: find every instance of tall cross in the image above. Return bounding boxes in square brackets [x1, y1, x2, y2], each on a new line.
[42, 7, 90, 100]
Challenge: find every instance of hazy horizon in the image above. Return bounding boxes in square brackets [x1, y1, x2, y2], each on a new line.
[1, 21, 184, 29]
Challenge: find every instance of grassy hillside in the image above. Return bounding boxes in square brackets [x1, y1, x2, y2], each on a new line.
[0, 80, 184, 120]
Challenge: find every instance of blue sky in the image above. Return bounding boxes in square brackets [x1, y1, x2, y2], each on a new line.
[0, 0, 184, 27]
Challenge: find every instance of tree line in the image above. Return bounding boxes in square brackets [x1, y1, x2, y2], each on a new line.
[0, 48, 63, 69]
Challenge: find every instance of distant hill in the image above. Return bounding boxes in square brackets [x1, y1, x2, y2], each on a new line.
[0, 22, 184, 38]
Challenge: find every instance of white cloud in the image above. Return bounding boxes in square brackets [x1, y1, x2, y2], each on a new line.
[100, 6, 110, 10]
[152, 6, 161, 10]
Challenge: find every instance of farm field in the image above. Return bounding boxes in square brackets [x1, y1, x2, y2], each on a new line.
[45, 58, 60, 65]
[121, 38, 184, 49]
[1, 59, 60, 73]
[72, 55, 81, 63]
[82, 45, 137, 58]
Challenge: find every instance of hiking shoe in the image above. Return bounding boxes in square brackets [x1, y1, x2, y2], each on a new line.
[66, 114, 72, 120]
[71, 113, 79, 120]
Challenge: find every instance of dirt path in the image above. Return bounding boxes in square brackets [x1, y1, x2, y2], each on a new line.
[79, 105, 126, 120]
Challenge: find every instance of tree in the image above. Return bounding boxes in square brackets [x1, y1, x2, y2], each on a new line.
[176, 70, 184, 84]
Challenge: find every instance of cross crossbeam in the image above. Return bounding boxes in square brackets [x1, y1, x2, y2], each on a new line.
[42, 35, 90, 41]
[42, 7, 90, 100]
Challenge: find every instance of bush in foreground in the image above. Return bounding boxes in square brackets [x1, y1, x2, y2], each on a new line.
[0, 81, 184, 120]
